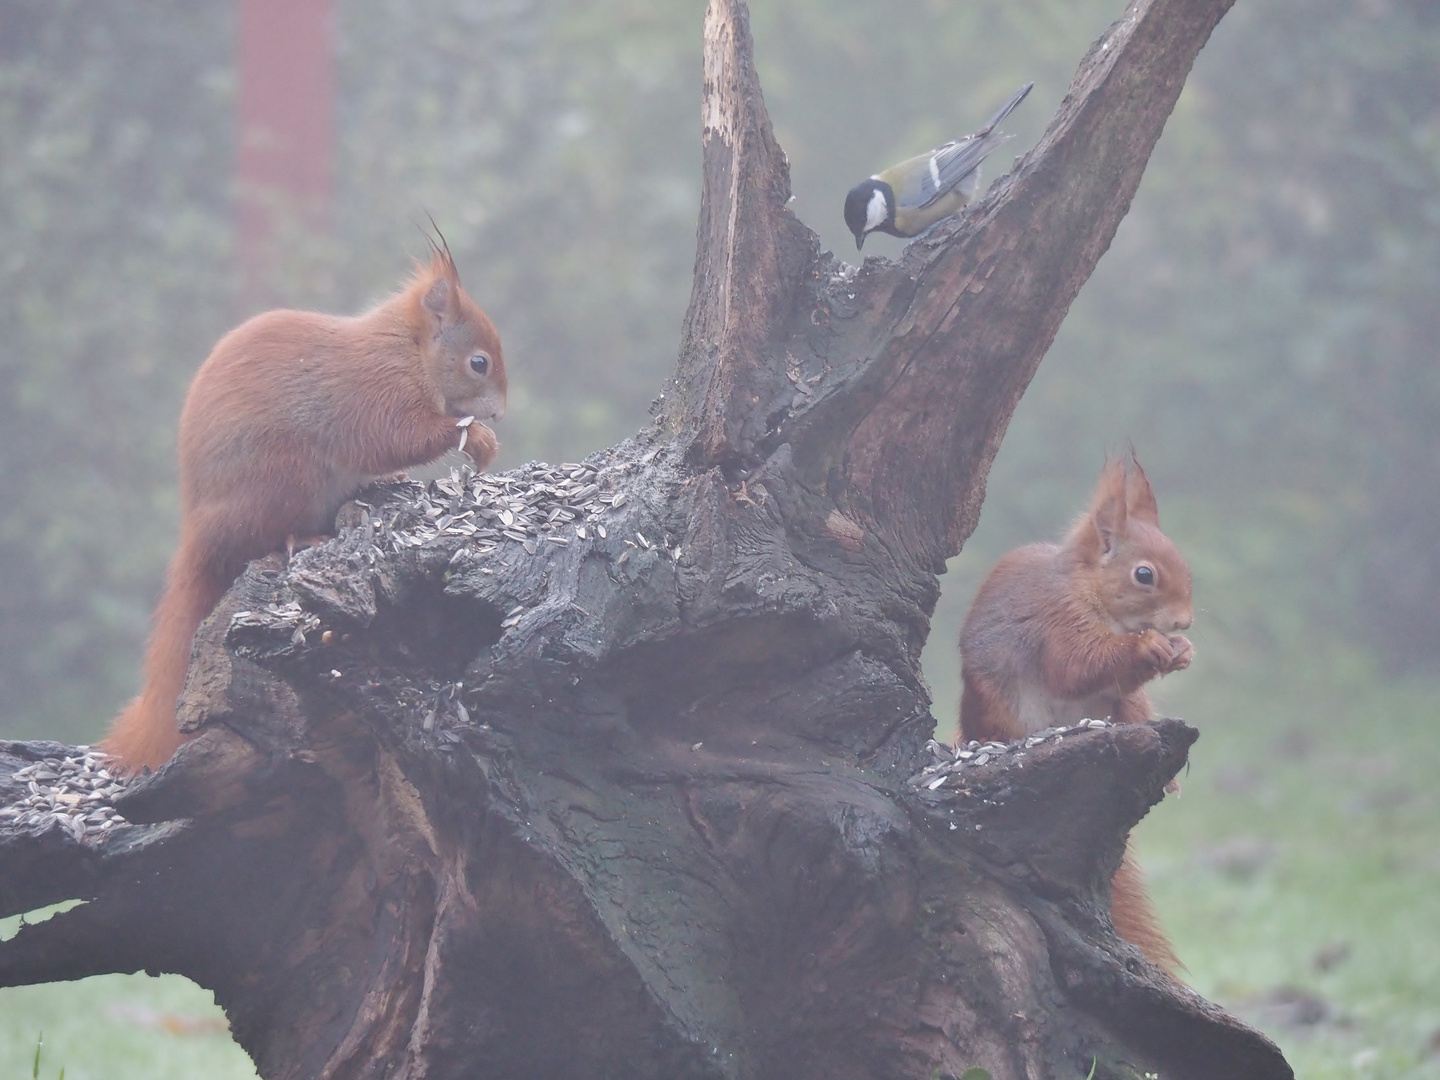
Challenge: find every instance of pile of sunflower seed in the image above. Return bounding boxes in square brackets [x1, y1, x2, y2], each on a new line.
[228, 462, 642, 648]
[376, 462, 626, 559]
[230, 600, 323, 645]
[1, 747, 127, 842]
[908, 717, 1113, 793]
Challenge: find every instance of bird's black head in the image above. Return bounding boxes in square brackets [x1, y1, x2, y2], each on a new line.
[843, 179, 893, 250]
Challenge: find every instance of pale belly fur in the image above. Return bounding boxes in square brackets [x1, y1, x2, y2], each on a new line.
[1014, 684, 1120, 734]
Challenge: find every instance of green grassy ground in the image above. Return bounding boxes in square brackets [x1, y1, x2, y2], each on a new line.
[1139, 671, 1440, 1079]
[3, 658, 1437, 1078]
[0, 970, 257, 1079]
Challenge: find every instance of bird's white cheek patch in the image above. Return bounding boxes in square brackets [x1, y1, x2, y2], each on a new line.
[865, 189, 888, 231]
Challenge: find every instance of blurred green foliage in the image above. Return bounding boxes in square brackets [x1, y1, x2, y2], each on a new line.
[3, 0, 1438, 743]
[0, 0, 237, 735]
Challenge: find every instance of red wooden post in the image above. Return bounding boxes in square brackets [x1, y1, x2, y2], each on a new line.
[237, 0, 335, 305]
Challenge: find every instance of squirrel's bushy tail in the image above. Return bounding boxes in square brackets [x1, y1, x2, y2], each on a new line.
[1112, 841, 1182, 972]
[101, 541, 228, 775]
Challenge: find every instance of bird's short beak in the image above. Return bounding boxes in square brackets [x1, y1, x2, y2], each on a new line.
[855, 233, 866, 251]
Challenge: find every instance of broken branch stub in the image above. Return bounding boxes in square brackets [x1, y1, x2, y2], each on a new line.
[667, 0, 817, 468]
[669, 0, 1236, 574]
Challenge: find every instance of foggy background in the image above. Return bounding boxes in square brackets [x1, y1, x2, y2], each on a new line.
[3, 1, 1440, 1075]
[3, 0, 1436, 743]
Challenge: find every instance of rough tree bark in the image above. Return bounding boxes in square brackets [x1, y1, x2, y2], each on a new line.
[1, 1, 1293, 1078]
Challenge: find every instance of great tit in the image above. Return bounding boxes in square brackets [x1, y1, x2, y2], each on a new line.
[844, 82, 1033, 250]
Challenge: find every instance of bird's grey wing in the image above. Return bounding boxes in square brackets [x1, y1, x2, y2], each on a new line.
[919, 130, 1014, 206]
[917, 83, 1034, 207]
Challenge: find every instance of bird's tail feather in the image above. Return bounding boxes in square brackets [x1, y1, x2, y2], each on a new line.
[978, 82, 1034, 137]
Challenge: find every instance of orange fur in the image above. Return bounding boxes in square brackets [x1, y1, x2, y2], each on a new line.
[958, 455, 1192, 970]
[1113, 841, 1181, 972]
[102, 253, 506, 774]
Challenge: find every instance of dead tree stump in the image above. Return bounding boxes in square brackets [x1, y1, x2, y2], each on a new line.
[1, 0, 1293, 1077]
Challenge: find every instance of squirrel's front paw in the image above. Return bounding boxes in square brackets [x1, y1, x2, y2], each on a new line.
[462, 422, 499, 471]
[1164, 633, 1194, 673]
[1138, 628, 1174, 670]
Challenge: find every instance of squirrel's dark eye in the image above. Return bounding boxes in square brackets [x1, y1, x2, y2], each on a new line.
[1133, 565, 1155, 586]
[469, 352, 490, 376]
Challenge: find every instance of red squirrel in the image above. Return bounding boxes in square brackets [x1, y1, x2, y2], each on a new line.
[102, 247, 506, 774]
[958, 455, 1192, 970]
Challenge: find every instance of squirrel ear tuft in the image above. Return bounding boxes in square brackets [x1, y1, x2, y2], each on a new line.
[422, 214, 460, 281]
[1125, 455, 1160, 525]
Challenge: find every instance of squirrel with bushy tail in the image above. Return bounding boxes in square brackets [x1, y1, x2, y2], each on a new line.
[959, 454, 1193, 969]
[103, 243, 506, 774]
